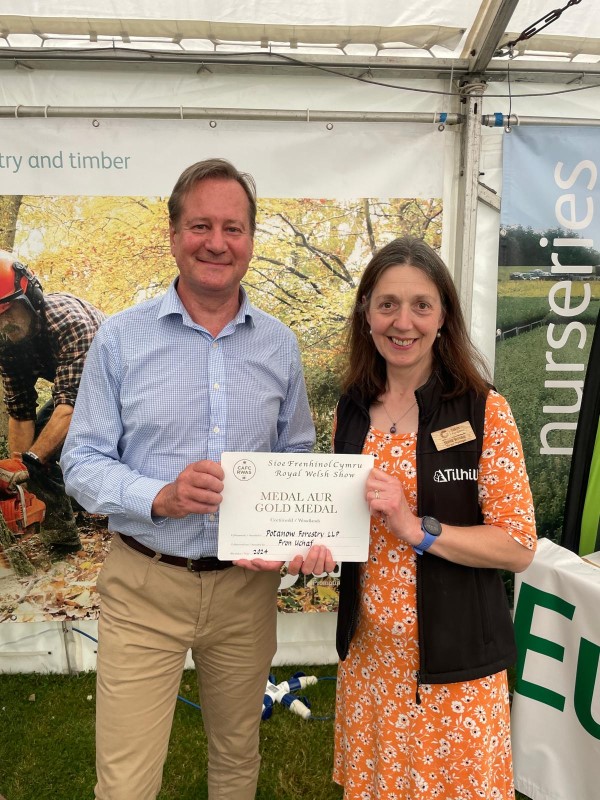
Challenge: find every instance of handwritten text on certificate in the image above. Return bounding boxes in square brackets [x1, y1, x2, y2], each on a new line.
[217, 453, 374, 562]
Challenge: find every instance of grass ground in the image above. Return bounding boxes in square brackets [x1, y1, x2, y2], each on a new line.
[1, 665, 342, 800]
[0, 666, 531, 800]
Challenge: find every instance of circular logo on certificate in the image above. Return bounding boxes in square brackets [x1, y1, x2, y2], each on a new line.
[233, 459, 256, 481]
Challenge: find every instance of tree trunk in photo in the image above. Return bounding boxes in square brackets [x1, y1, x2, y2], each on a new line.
[0, 195, 22, 251]
[0, 194, 23, 443]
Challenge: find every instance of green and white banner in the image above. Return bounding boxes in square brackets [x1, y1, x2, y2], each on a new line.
[512, 538, 600, 800]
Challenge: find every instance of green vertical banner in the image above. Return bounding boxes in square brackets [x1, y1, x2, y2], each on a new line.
[498, 126, 600, 550]
[562, 311, 600, 555]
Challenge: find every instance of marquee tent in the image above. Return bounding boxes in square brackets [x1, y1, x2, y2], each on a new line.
[0, 0, 599, 674]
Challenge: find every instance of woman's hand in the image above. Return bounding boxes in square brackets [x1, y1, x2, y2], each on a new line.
[288, 544, 336, 576]
[365, 467, 422, 546]
[365, 467, 535, 572]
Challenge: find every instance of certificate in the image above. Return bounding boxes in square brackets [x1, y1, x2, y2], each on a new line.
[217, 452, 374, 562]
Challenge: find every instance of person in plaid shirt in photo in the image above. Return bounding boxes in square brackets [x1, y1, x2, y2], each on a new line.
[0, 250, 106, 553]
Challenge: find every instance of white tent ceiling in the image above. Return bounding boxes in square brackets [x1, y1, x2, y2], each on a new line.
[0, 0, 599, 78]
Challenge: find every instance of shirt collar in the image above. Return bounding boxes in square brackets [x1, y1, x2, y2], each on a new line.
[157, 280, 255, 330]
[236, 287, 255, 329]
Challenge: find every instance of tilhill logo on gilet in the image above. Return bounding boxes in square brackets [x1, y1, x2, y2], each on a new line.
[433, 468, 478, 483]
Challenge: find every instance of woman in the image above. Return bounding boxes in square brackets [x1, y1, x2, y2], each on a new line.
[333, 237, 536, 800]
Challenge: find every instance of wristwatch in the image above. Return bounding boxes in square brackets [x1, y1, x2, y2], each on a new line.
[413, 515, 442, 555]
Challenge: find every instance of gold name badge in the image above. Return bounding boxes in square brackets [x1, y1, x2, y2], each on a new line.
[431, 421, 476, 451]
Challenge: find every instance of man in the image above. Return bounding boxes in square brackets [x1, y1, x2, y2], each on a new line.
[61, 159, 333, 800]
[0, 252, 105, 552]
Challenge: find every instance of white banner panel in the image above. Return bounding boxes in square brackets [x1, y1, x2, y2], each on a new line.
[0, 118, 444, 198]
[0, 616, 339, 672]
[512, 538, 600, 800]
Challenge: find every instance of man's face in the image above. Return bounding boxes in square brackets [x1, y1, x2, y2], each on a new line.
[0, 301, 36, 343]
[169, 178, 254, 303]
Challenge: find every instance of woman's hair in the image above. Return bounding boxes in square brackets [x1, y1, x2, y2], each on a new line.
[342, 236, 491, 399]
[168, 158, 257, 234]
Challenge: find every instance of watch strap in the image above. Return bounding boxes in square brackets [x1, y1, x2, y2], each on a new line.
[413, 530, 438, 556]
[22, 450, 42, 467]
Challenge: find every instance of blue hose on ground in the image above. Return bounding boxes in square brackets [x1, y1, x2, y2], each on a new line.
[72, 628, 335, 719]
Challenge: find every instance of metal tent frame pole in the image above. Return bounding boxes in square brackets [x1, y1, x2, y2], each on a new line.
[0, 106, 460, 123]
[483, 114, 600, 127]
[3, 105, 597, 126]
[453, 79, 486, 331]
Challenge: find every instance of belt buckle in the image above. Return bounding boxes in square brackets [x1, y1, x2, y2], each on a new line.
[186, 558, 195, 572]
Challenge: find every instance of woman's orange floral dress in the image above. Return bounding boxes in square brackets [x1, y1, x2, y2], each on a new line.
[333, 391, 537, 800]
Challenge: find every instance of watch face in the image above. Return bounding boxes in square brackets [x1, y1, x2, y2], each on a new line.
[422, 515, 442, 536]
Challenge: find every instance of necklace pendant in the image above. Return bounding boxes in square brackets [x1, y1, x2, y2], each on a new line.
[390, 424, 397, 434]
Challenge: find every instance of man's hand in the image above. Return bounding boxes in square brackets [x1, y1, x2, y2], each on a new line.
[0, 458, 29, 492]
[152, 460, 224, 519]
[233, 558, 285, 572]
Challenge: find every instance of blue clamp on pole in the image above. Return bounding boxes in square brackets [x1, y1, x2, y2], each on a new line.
[494, 112, 504, 127]
[439, 112, 448, 124]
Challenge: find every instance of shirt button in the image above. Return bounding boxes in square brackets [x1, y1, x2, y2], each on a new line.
[213, 426, 220, 433]
[210, 514, 216, 521]
[213, 382, 220, 390]
[212, 342, 219, 348]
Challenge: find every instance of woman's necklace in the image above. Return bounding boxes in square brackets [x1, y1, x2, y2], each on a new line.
[380, 400, 417, 434]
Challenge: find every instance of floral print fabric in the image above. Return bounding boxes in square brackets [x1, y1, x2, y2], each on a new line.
[333, 391, 536, 799]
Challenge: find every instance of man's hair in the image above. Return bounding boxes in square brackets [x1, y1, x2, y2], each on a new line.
[168, 158, 257, 234]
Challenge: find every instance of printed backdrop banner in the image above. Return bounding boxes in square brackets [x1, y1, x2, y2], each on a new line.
[512, 538, 600, 800]
[0, 117, 445, 635]
[497, 126, 600, 547]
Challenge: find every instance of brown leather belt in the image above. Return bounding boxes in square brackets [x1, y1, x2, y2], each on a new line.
[119, 533, 234, 572]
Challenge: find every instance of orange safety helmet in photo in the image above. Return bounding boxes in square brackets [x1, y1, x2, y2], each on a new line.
[0, 251, 44, 314]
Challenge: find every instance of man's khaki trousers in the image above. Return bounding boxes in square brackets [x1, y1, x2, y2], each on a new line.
[94, 534, 280, 800]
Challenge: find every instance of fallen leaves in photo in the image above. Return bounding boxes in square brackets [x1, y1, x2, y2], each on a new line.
[0, 514, 111, 623]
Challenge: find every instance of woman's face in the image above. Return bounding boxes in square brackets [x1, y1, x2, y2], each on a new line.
[365, 264, 445, 380]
